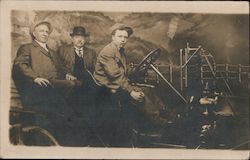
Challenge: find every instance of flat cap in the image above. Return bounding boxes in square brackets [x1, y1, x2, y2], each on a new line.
[30, 20, 53, 35]
[110, 23, 133, 37]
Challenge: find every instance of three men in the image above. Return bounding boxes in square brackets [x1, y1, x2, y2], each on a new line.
[93, 23, 145, 147]
[13, 21, 143, 147]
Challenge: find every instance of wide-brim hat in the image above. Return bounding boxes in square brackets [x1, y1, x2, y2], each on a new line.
[110, 23, 133, 37]
[30, 20, 53, 35]
[70, 26, 89, 37]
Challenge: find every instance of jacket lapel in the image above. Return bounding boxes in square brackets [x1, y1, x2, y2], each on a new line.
[114, 48, 127, 72]
[32, 41, 51, 58]
[82, 46, 90, 69]
[111, 43, 127, 71]
[68, 45, 76, 73]
[120, 51, 127, 71]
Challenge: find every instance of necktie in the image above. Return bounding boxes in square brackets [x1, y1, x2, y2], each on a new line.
[75, 48, 83, 58]
[119, 47, 125, 54]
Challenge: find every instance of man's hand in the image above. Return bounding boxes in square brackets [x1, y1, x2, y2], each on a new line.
[34, 77, 52, 87]
[66, 73, 77, 81]
[199, 97, 218, 105]
[130, 90, 145, 102]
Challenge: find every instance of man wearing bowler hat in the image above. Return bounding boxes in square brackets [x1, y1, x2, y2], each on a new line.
[12, 20, 90, 146]
[93, 23, 145, 147]
[56, 26, 97, 122]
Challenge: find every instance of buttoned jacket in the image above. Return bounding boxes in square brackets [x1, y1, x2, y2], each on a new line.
[13, 41, 58, 82]
[56, 44, 97, 78]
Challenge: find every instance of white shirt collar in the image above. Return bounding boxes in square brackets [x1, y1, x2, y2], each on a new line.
[74, 47, 83, 51]
[35, 40, 49, 52]
[74, 47, 84, 57]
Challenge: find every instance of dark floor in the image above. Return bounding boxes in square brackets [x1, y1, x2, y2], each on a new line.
[9, 80, 250, 149]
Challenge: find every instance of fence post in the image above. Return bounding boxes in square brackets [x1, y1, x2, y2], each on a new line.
[185, 48, 188, 88]
[238, 64, 241, 83]
[170, 63, 173, 83]
[226, 64, 229, 81]
[180, 49, 183, 90]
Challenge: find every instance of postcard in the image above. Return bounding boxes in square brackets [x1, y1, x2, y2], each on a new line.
[0, 1, 249, 159]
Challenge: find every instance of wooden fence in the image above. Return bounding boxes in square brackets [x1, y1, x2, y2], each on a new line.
[130, 62, 249, 92]
[201, 63, 250, 83]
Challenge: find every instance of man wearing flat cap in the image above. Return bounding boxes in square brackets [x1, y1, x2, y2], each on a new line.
[12, 21, 87, 146]
[56, 26, 97, 119]
[94, 23, 145, 147]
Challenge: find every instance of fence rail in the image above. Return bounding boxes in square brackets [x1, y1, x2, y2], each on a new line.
[132, 43, 249, 93]
[130, 62, 249, 86]
[201, 63, 249, 82]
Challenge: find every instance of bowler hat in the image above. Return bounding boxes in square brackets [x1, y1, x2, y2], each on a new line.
[30, 20, 53, 35]
[70, 26, 89, 37]
[110, 23, 133, 37]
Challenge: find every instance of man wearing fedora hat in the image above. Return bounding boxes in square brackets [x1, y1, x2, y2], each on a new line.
[12, 21, 89, 146]
[93, 23, 145, 147]
[56, 26, 97, 123]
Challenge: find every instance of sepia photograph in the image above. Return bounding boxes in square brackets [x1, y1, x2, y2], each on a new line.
[0, 1, 249, 159]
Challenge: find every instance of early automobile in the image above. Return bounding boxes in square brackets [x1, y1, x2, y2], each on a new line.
[10, 44, 249, 149]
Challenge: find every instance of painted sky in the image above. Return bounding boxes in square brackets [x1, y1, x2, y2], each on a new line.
[11, 11, 249, 65]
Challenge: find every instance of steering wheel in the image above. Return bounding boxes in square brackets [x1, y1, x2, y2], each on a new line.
[133, 48, 161, 74]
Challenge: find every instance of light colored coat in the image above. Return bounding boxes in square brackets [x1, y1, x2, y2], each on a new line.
[94, 42, 134, 93]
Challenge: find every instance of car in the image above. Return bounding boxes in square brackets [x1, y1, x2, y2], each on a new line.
[10, 46, 249, 149]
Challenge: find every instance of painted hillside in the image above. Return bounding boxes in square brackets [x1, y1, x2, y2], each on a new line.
[11, 11, 249, 65]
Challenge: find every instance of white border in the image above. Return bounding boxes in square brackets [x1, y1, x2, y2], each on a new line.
[1, 1, 249, 159]
[1, 1, 249, 13]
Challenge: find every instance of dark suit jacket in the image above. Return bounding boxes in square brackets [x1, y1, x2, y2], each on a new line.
[13, 41, 58, 82]
[56, 44, 97, 79]
[94, 42, 134, 93]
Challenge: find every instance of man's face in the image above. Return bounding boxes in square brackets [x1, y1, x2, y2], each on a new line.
[72, 35, 86, 48]
[33, 24, 50, 43]
[112, 30, 128, 48]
